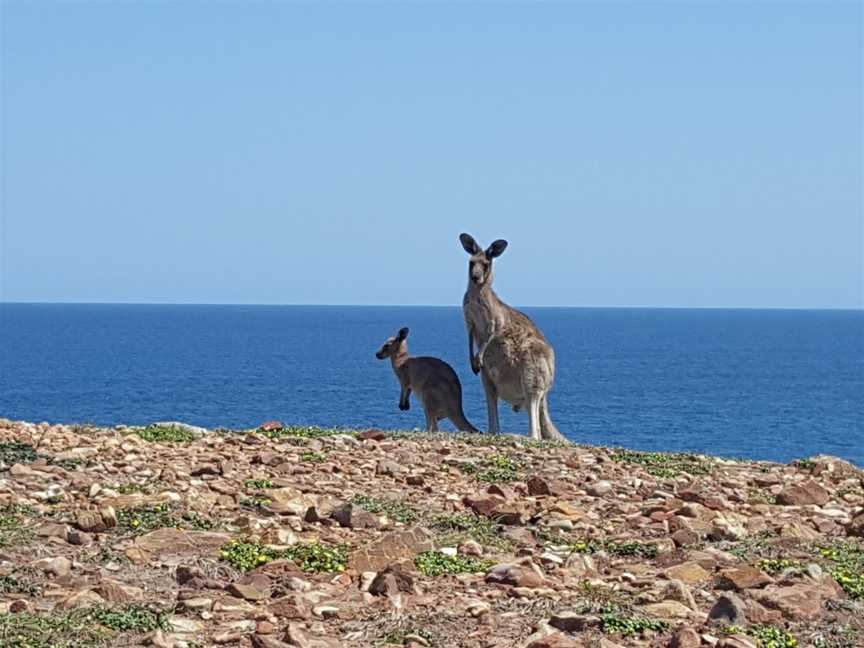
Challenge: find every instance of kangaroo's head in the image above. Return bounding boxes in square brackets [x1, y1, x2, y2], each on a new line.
[375, 327, 409, 359]
[459, 233, 508, 288]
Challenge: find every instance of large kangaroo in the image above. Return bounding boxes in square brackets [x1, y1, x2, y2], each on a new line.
[375, 327, 479, 433]
[459, 233, 566, 441]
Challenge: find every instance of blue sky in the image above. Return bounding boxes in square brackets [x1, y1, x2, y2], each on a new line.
[1, 2, 861, 308]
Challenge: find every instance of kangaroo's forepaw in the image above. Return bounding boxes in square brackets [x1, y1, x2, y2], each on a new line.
[471, 356, 481, 374]
[399, 401, 410, 411]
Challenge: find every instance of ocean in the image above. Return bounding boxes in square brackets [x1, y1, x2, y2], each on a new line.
[0, 304, 861, 466]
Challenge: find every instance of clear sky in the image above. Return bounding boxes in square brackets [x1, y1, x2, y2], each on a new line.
[1, 2, 861, 308]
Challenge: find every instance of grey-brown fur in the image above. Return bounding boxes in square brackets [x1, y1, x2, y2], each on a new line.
[459, 233, 566, 441]
[375, 327, 479, 433]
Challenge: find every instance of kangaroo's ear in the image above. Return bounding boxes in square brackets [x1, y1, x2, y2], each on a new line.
[459, 233, 481, 255]
[485, 239, 508, 259]
[397, 327, 409, 340]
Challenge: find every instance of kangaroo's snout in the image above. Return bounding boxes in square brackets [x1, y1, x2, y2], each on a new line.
[375, 350, 385, 359]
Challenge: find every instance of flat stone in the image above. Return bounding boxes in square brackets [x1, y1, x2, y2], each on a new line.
[348, 527, 434, 573]
[716, 566, 774, 591]
[665, 561, 711, 584]
[776, 480, 830, 506]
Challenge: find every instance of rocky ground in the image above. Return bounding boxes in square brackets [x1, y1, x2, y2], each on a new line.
[0, 419, 862, 648]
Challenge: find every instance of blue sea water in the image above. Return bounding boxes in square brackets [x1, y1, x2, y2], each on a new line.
[0, 304, 861, 466]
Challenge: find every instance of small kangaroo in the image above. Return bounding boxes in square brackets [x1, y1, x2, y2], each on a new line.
[375, 327, 479, 433]
[460, 233, 566, 441]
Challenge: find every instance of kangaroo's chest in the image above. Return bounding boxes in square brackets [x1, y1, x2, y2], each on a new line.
[463, 294, 502, 343]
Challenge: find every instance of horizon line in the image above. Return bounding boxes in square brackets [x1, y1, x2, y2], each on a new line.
[2, 300, 863, 312]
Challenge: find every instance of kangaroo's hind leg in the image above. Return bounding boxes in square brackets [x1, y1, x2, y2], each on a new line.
[539, 394, 566, 442]
[480, 371, 500, 434]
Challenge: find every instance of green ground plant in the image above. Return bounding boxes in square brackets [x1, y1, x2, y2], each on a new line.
[255, 425, 353, 440]
[817, 542, 864, 599]
[599, 605, 668, 637]
[240, 495, 272, 510]
[430, 513, 512, 551]
[0, 605, 168, 648]
[135, 425, 195, 443]
[567, 538, 659, 559]
[724, 625, 798, 648]
[460, 454, 521, 482]
[0, 441, 39, 466]
[610, 449, 712, 478]
[116, 503, 216, 534]
[0, 508, 33, 548]
[378, 627, 437, 646]
[757, 558, 806, 575]
[351, 495, 417, 523]
[300, 450, 326, 463]
[219, 540, 348, 573]
[414, 550, 493, 576]
[244, 478, 274, 490]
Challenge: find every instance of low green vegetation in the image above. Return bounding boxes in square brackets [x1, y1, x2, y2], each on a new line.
[300, 450, 326, 463]
[460, 454, 521, 482]
[135, 425, 195, 443]
[0, 508, 33, 548]
[255, 425, 352, 440]
[114, 482, 147, 495]
[792, 458, 816, 470]
[610, 449, 712, 478]
[351, 495, 417, 523]
[116, 503, 216, 534]
[219, 540, 348, 573]
[240, 495, 272, 510]
[378, 627, 437, 646]
[430, 513, 512, 551]
[243, 478, 274, 490]
[724, 625, 798, 648]
[0, 605, 168, 648]
[414, 550, 493, 577]
[568, 538, 659, 559]
[0, 441, 39, 466]
[817, 542, 864, 599]
[757, 558, 806, 575]
[599, 605, 669, 637]
[0, 570, 41, 595]
[748, 489, 778, 505]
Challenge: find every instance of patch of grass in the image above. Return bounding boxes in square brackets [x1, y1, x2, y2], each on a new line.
[0, 605, 167, 648]
[116, 503, 216, 534]
[244, 478, 274, 490]
[0, 510, 33, 548]
[0, 441, 39, 467]
[351, 495, 417, 523]
[748, 489, 778, 505]
[414, 550, 493, 577]
[48, 456, 88, 471]
[817, 541, 864, 599]
[135, 425, 194, 443]
[721, 531, 778, 561]
[430, 513, 512, 551]
[725, 625, 798, 648]
[255, 425, 353, 440]
[300, 450, 326, 463]
[757, 558, 806, 575]
[792, 458, 816, 470]
[812, 624, 860, 648]
[114, 482, 147, 494]
[240, 495, 272, 510]
[379, 627, 437, 646]
[610, 449, 712, 478]
[219, 540, 348, 573]
[460, 454, 521, 482]
[567, 538, 658, 559]
[0, 570, 41, 595]
[600, 605, 669, 637]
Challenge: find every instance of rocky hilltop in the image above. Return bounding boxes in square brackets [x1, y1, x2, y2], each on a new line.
[0, 419, 862, 648]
